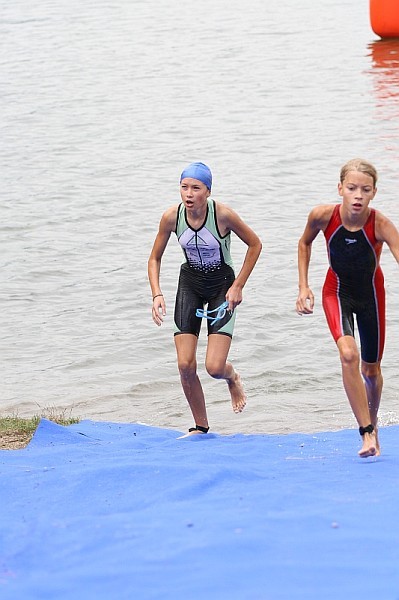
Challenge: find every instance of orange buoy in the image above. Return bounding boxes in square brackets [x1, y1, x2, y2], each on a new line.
[370, 0, 399, 39]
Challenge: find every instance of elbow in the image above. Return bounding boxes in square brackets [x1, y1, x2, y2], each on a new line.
[298, 237, 309, 252]
[254, 236, 262, 253]
[148, 255, 159, 273]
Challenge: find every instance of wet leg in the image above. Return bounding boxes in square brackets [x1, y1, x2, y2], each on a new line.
[337, 336, 377, 457]
[362, 360, 383, 455]
[175, 334, 209, 434]
[205, 334, 246, 414]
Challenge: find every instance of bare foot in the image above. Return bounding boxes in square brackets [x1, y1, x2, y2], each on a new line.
[358, 431, 377, 458]
[228, 371, 247, 414]
[375, 427, 381, 456]
[177, 429, 208, 439]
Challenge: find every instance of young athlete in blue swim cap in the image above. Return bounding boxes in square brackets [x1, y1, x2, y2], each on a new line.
[148, 162, 262, 436]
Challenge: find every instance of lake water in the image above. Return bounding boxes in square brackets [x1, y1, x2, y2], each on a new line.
[2, 0, 399, 435]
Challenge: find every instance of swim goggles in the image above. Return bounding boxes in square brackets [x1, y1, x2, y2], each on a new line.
[195, 301, 230, 325]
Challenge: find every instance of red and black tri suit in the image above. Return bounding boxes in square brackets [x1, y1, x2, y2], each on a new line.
[322, 205, 385, 363]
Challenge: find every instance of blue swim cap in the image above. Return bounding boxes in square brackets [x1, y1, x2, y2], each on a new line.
[180, 162, 212, 191]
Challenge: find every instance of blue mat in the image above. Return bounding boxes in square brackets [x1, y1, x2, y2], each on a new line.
[1, 419, 399, 599]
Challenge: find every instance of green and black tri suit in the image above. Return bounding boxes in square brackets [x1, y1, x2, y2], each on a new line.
[174, 199, 236, 337]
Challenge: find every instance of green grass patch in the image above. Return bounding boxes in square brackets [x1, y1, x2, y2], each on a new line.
[0, 407, 80, 449]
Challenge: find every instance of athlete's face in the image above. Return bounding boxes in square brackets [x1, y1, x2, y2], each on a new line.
[338, 171, 377, 216]
[180, 178, 210, 211]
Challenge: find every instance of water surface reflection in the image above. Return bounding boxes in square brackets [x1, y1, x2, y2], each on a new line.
[367, 40, 399, 157]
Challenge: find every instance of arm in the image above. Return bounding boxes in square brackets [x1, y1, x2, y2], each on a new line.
[217, 204, 262, 310]
[296, 206, 328, 315]
[148, 206, 177, 326]
[375, 210, 399, 264]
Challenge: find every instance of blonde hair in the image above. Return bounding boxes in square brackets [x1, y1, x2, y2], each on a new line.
[340, 158, 378, 187]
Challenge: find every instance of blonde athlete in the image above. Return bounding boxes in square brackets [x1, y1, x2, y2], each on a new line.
[296, 159, 399, 457]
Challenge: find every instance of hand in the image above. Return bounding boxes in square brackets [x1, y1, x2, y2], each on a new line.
[296, 287, 314, 315]
[152, 296, 166, 326]
[225, 284, 243, 312]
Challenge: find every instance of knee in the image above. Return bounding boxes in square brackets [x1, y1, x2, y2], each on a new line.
[177, 358, 197, 380]
[339, 344, 360, 368]
[361, 362, 381, 380]
[205, 360, 225, 380]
